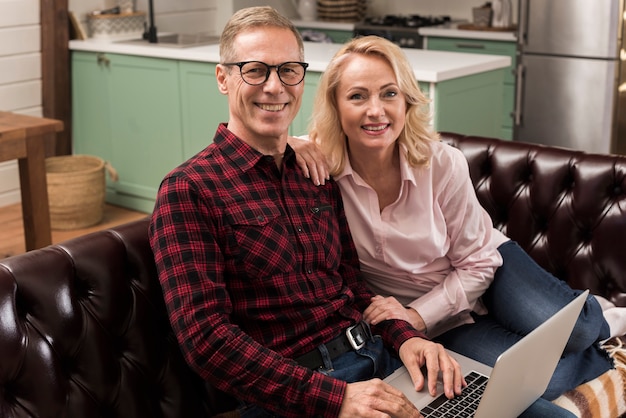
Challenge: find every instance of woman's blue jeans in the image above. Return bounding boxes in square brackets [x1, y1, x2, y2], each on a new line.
[436, 240, 613, 415]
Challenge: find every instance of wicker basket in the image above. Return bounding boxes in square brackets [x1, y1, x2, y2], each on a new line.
[317, 0, 367, 22]
[45, 155, 110, 230]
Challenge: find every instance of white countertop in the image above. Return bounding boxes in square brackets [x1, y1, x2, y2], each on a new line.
[69, 38, 510, 83]
[419, 25, 517, 42]
[291, 19, 355, 31]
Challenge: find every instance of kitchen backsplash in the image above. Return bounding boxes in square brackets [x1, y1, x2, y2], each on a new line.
[69, 0, 518, 37]
[367, 0, 518, 22]
[69, 0, 219, 36]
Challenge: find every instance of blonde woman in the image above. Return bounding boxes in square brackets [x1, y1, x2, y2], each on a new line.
[292, 35, 615, 417]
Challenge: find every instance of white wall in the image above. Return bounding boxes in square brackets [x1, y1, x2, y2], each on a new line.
[69, 0, 220, 36]
[0, 0, 41, 206]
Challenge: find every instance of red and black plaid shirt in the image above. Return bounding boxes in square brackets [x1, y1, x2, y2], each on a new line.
[149, 124, 423, 417]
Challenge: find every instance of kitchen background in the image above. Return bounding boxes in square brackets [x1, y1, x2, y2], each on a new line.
[69, 0, 519, 35]
[1, 0, 518, 207]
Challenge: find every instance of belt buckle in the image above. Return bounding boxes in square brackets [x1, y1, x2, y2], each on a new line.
[345, 322, 368, 351]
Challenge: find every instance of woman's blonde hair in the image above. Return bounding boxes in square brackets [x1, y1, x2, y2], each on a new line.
[309, 35, 438, 176]
[220, 6, 304, 63]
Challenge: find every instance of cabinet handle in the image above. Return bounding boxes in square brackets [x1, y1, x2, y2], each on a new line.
[97, 53, 110, 66]
[514, 63, 524, 126]
[454, 43, 485, 49]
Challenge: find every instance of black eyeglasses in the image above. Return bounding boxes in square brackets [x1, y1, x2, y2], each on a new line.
[222, 61, 309, 86]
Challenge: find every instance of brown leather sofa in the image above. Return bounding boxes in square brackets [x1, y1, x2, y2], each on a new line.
[1, 133, 625, 417]
[440, 132, 626, 304]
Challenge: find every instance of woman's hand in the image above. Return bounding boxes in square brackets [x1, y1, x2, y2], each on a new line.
[287, 136, 330, 185]
[364, 295, 428, 333]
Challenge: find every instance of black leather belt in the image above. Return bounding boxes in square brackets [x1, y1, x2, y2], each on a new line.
[295, 322, 373, 370]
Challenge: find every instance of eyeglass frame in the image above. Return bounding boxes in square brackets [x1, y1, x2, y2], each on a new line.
[221, 60, 310, 86]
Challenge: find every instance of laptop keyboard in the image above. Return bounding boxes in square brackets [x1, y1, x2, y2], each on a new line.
[420, 371, 488, 418]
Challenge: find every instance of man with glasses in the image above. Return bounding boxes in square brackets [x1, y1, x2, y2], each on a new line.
[149, 6, 463, 418]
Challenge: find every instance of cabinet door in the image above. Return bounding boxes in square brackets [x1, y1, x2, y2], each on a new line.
[290, 71, 321, 137]
[72, 52, 116, 198]
[427, 37, 516, 139]
[72, 52, 114, 166]
[431, 69, 505, 138]
[179, 61, 229, 159]
[107, 54, 184, 213]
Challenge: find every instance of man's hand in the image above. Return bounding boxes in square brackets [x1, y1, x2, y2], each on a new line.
[287, 136, 329, 186]
[338, 379, 423, 418]
[399, 338, 466, 400]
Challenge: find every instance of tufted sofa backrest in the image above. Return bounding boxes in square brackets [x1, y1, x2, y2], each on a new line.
[440, 132, 626, 306]
[2, 133, 626, 416]
[0, 219, 226, 418]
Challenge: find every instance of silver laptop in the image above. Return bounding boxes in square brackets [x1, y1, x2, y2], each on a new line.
[384, 289, 589, 418]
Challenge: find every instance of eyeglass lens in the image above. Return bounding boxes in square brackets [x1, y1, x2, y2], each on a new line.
[239, 62, 306, 86]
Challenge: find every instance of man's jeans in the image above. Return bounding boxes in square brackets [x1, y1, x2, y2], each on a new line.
[238, 337, 400, 417]
[238, 330, 577, 417]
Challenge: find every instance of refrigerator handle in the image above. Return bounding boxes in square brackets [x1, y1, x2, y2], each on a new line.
[514, 63, 524, 126]
[518, 0, 528, 47]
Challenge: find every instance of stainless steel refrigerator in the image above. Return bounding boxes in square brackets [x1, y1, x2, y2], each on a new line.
[515, 0, 626, 154]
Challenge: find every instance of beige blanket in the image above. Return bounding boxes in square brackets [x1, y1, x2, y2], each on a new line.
[553, 338, 626, 417]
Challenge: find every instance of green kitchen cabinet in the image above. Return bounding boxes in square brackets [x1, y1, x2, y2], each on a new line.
[72, 52, 114, 169]
[290, 71, 321, 136]
[179, 61, 228, 159]
[73, 53, 322, 213]
[421, 69, 505, 138]
[426, 37, 516, 140]
[72, 52, 184, 213]
[73, 47, 505, 212]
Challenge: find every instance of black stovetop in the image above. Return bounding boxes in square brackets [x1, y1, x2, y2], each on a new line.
[359, 14, 451, 29]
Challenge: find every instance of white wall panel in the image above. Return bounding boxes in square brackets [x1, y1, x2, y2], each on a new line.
[0, 53, 41, 84]
[0, 189, 21, 208]
[0, 1, 41, 206]
[0, 0, 39, 27]
[0, 26, 40, 55]
[0, 163, 19, 190]
[0, 81, 41, 111]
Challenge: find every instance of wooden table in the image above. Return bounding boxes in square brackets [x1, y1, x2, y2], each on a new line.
[0, 112, 64, 251]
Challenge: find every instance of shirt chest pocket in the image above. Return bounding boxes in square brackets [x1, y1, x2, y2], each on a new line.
[225, 204, 296, 278]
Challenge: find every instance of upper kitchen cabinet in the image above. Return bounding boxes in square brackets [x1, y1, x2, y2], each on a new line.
[423, 33, 517, 140]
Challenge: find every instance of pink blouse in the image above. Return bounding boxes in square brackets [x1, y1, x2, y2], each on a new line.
[335, 141, 509, 337]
